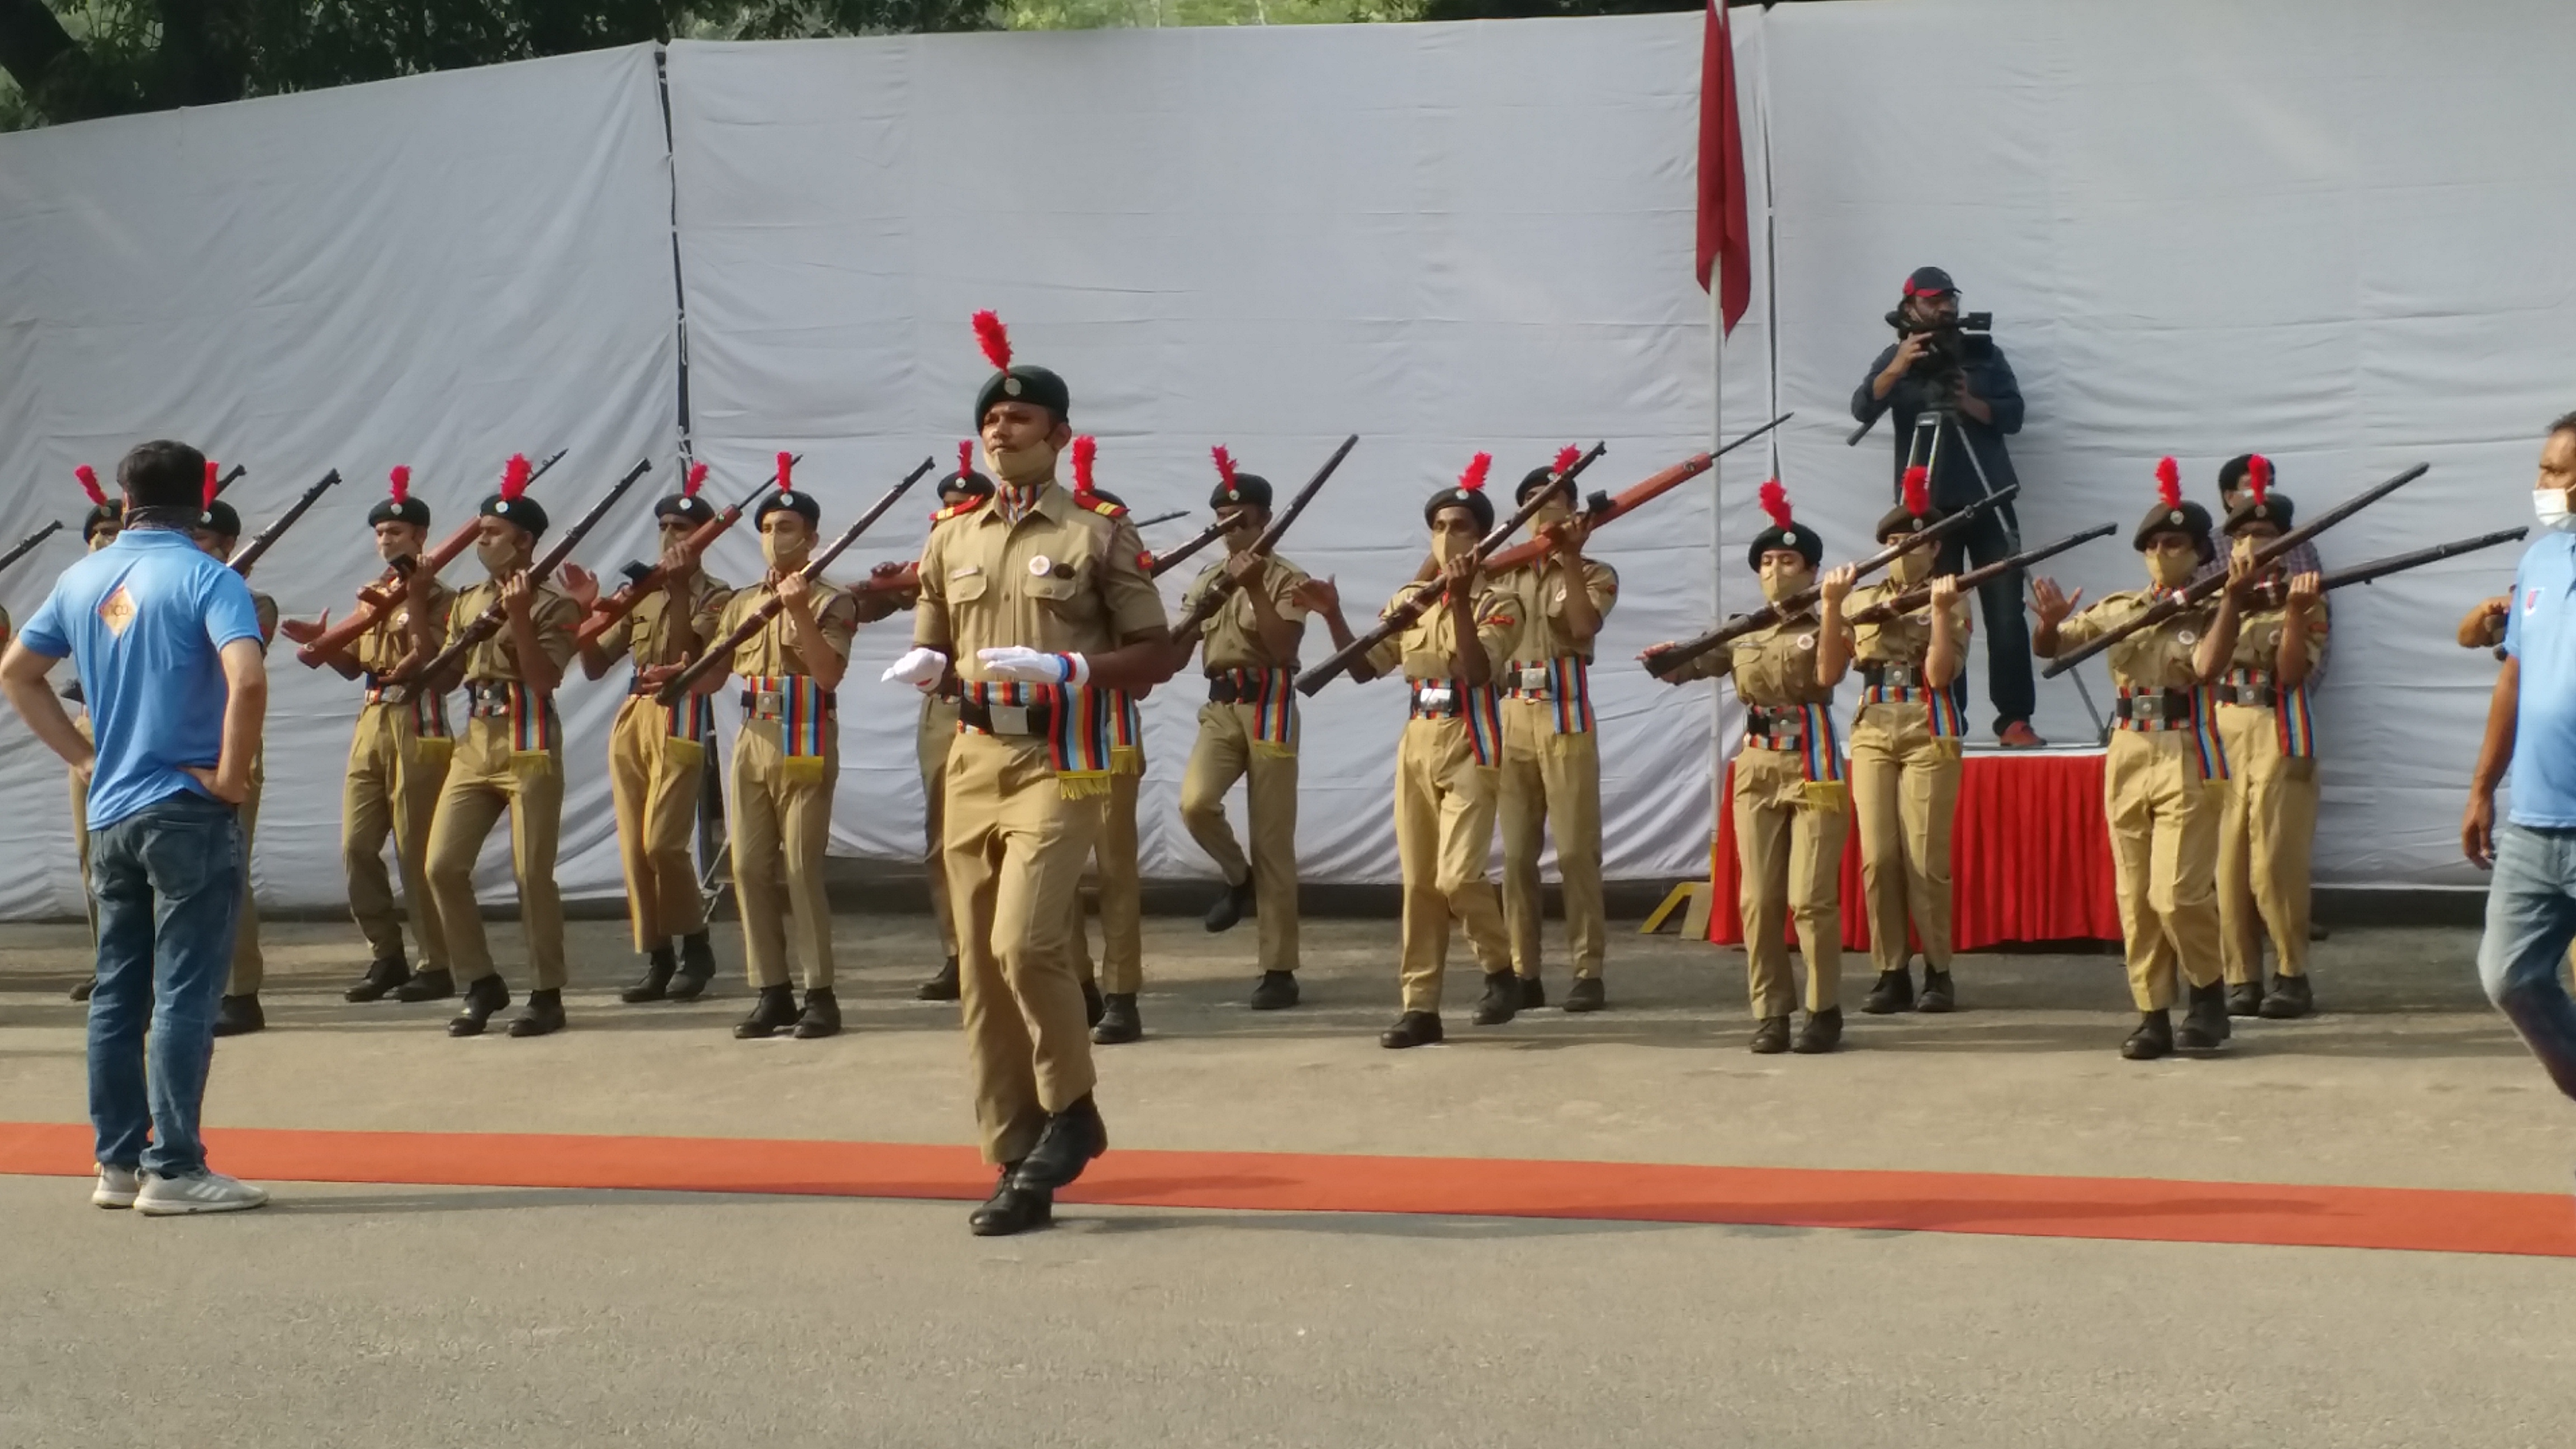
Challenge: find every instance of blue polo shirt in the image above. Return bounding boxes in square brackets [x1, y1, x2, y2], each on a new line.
[2504, 531, 2576, 828]
[18, 527, 263, 830]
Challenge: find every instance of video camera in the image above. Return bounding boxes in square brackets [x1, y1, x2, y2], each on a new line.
[1887, 307, 1996, 389]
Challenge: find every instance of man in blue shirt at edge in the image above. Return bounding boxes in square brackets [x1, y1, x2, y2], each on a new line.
[0, 439, 273, 1216]
[2465, 411, 2576, 1124]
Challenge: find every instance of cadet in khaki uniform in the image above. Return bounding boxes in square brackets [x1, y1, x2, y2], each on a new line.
[1842, 470, 1971, 1016]
[1299, 456, 1518, 1049]
[565, 466, 734, 1006]
[1646, 481, 1852, 1055]
[2032, 457, 2249, 1060]
[1175, 449, 1309, 1012]
[879, 311, 1173, 1236]
[190, 494, 280, 1038]
[64, 473, 120, 1002]
[1488, 450, 1618, 1014]
[283, 469, 456, 1007]
[893, 451, 993, 1005]
[2210, 462, 2327, 1020]
[694, 460, 858, 1041]
[414, 459, 582, 1039]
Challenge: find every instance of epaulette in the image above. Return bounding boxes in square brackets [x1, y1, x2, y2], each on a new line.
[931, 495, 989, 523]
[1078, 494, 1128, 519]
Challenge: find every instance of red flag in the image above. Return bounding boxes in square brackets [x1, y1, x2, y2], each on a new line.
[1696, 0, 1751, 334]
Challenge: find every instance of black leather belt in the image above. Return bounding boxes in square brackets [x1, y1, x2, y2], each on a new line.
[741, 686, 837, 719]
[959, 697, 1055, 737]
[1860, 662, 1925, 689]
[363, 673, 415, 705]
[465, 681, 519, 718]
[2114, 689, 2194, 726]
[1208, 670, 1290, 704]
[2217, 683, 2277, 708]
[1744, 704, 1812, 742]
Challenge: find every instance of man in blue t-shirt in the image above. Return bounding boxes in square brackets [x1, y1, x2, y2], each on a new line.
[2465, 411, 2576, 1109]
[0, 439, 272, 1216]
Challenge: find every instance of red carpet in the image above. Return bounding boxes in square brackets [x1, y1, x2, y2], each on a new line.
[5, 1121, 2570, 1258]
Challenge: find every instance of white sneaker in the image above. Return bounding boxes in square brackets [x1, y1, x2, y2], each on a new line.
[134, 1170, 271, 1216]
[92, 1164, 141, 1209]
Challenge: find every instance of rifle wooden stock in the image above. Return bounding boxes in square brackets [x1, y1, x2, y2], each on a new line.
[295, 448, 568, 668]
[2040, 462, 2428, 679]
[1645, 484, 2021, 679]
[574, 456, 795, 650]
[1170, 434, 1358, 638]
[2319, 527, 2527, 594]
[1295, 444, 1609, 697]
[404, 458, 652, 685]
[226, 469, 342, 576]
[1844, 522, 2116, 627]
[1481, 414, 1789, 578]
[0, 520, 65, 575]
[656, 457, 936, 706]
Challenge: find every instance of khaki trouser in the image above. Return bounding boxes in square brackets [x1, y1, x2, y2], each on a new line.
[222, 760, 266, 996]
[731, 719, 837, 991]
[1178, 698, 1300, 974]
[1394, 716, 1509, 1012]
[1848, 702, 1962, 974]
[426, 714, 566, 990]
[2215, 702, 2318, 983]
[1498, 699, 1605, 982]
[1068, 769, 1144, 995]
[1732, 746, 1848, 1018]
[2104, 728, 2224, 1011]
[344, 701, 450, 972]
[610, 697, 708, 951]
[945, 731, 1104, 1165]
[920, 697, 962, 959]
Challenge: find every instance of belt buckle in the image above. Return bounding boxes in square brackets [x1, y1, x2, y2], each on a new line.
[989, 704, 1033, 736]
[1416, 686, 1455, 714]
[754, 690, 784, 717]
[377, 684, 411, 705]
[1513, 666, 1551, 694]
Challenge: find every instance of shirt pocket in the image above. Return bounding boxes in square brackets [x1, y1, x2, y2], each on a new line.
[948, 569, 989, 604]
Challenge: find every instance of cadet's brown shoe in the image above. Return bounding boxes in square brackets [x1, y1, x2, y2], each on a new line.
[1517, 975, 1546, 1011]
[913, 956, 961, 1002]
[733, 984, 799, 1039]
[1916, 968, 1956, 1014]
[1791, 1006, 1843, 1054]
[505, 988, 565, 1039]
[1863, 968, 1913, 1015]
[1749, 1015, 1792, 1054]
[1249, 970, 1300, 1011]
[2259, 973, 2314, 1019]
[1470, 972, 1521, 1027]
[621, 948, 676, 1004]
[2226, 980, 2263, 1017]
[791, 987, 840, 1040]
[394, 967, 456, 1003]
[1563, 977, 1607, 1013]
[2122, 1010, 2173, 1060]
[1380, 1011, 1443, 1049]
[2177, 983, 2232, 1052]
[1091, 993, 1141, 1045]
[667, 931, 719, 1001]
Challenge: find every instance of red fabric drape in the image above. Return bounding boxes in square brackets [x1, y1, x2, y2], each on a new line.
[1696, 0, 1751, 332]
[1706, 751, 2120, 949]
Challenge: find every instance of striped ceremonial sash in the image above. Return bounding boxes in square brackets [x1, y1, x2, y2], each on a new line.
[1110, 689, 1145, 776]
[1408, 678, 1505, 768]
[960, 679, 1116, 799]
[745, 675, 832, 759]
[411, 692, 451, 741]
[2274, 683, 2316, 759]
[2188, 686, 2231, 782]
[503, 682, 554, 755]
[1797, 703, 1845, 784]
[1859, 681, 1964, 739]
[1506, 656, 1595, 735]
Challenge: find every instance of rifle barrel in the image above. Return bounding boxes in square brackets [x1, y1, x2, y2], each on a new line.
[406, 458, 650, 684]
[1173, 434, 1359, 637]
[2322, 527, 2527, 593]
[228, 469, 343, 575]
[0, 519, 66, 575]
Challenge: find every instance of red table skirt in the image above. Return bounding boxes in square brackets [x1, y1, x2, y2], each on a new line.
[1706, 750, 2120, 950]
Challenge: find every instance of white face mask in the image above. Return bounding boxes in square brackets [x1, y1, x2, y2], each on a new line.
[2536, 488, 2575, 533]
[986, 441, 1056, 487]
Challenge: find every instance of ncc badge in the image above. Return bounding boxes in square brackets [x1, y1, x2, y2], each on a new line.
[2176, 629, 2198, 646]
[97, 585, 136, 637]
[1027, 555, 1052, 577]
[1796, 633, 1815, 651]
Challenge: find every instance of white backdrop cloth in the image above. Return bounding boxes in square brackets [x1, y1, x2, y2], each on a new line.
[0, 45, 681, 916]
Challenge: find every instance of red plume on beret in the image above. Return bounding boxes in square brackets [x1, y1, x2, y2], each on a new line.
[1759, 477, 1793, 530]
[387, 465, 411, 504]
[2246, 454, 2272, 505]
[1901, 465, 1930, 518]
[775, 452, 794, 493]
[1071, 435, 1098, 497]
[202, 461, 219, 512]
[972, 310, 1012, 372]
[956, 441, 974, 479]
[1211, 445, 1238, 489]
[2155, 456, 2182, 510]
[500, 453, 532, 502]
[1457, 452, 1492, 493]
[76, 464, 107, 507]
[684, 462, 708, 498]
[1552, 444, 1581, 477]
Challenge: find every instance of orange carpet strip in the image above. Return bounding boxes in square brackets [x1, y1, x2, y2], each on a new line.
[5, 1120, 2569, 1257]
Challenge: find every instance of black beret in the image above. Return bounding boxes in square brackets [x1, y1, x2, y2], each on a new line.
[941, 469, 995, 503]
[2133, 499, 2214, 557]
[755, 489, 821, 527]
[83, 504, 123, 542]
[974, 365, 1071, 428]
[480, 492, 550, 538]
[1748, 522, 1823, 572]
[197, 500, 243, 539]
[1876, 500, 1941, 542]
[1424, 485, 1495, 534]
[1516, 466, 1576, 507]
[654, 492, 717, 525]
[367, 496, 430, 529]
[1212, 472, 1272, 510]
[2223, 492, 2294, 535]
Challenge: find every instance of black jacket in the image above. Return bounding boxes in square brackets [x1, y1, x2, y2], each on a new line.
[1849, 341, 2025, 514]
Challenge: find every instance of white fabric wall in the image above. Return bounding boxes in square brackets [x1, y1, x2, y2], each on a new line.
[0, 45, 681, 915]
[1760, 0, 2576, 886]
[665, 14, 1766, 886]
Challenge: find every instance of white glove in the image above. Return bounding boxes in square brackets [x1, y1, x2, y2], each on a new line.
[978, 646, 1088, 687]
[881, 646, 948, 692]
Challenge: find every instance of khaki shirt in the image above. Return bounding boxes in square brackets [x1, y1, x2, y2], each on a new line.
[716, 577, 856, 679]
[352, 578, 453, 679]
[596, 572, 735, 672]
[2225, 595, 2328, 680]
[2053, 589, 2214, 693]
[1363, 581, 1514, 684]
[1481, 556, 1618, 666]
[444, 577, 579, 684]
[1182, 552, 1310, 672]
[1713, 614, 1837, 708]
[913, 484, 1167, 682]
[1846, 579, 1970, 667]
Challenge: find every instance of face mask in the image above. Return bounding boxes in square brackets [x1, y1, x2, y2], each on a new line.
[1760, 566, 1812, 604]
[2537, 488, 2575, 533]
[762, 533, 803, 570]
[986, 441, 1056, 487]
[1531, 499, 1571, 531]
[476, 540, 517, 577]
[1886, 548, 1930, 588]
[2146, 548, 2196, 588]
[1431, 531, 1467, 566]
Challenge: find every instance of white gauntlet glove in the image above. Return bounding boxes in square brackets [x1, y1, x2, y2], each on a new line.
[882, 646, 948, 692]
[977, 646, 1090, 687]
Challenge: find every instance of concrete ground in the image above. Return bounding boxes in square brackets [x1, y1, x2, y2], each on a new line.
[6, 910, 2575, 1447]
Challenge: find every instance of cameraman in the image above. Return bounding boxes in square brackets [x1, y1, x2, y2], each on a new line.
[1850, 266, 2041, 748]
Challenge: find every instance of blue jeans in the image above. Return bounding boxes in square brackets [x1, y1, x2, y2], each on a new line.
[86, 790, 243, 1177]
[2476, 820, 2576, 1104]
